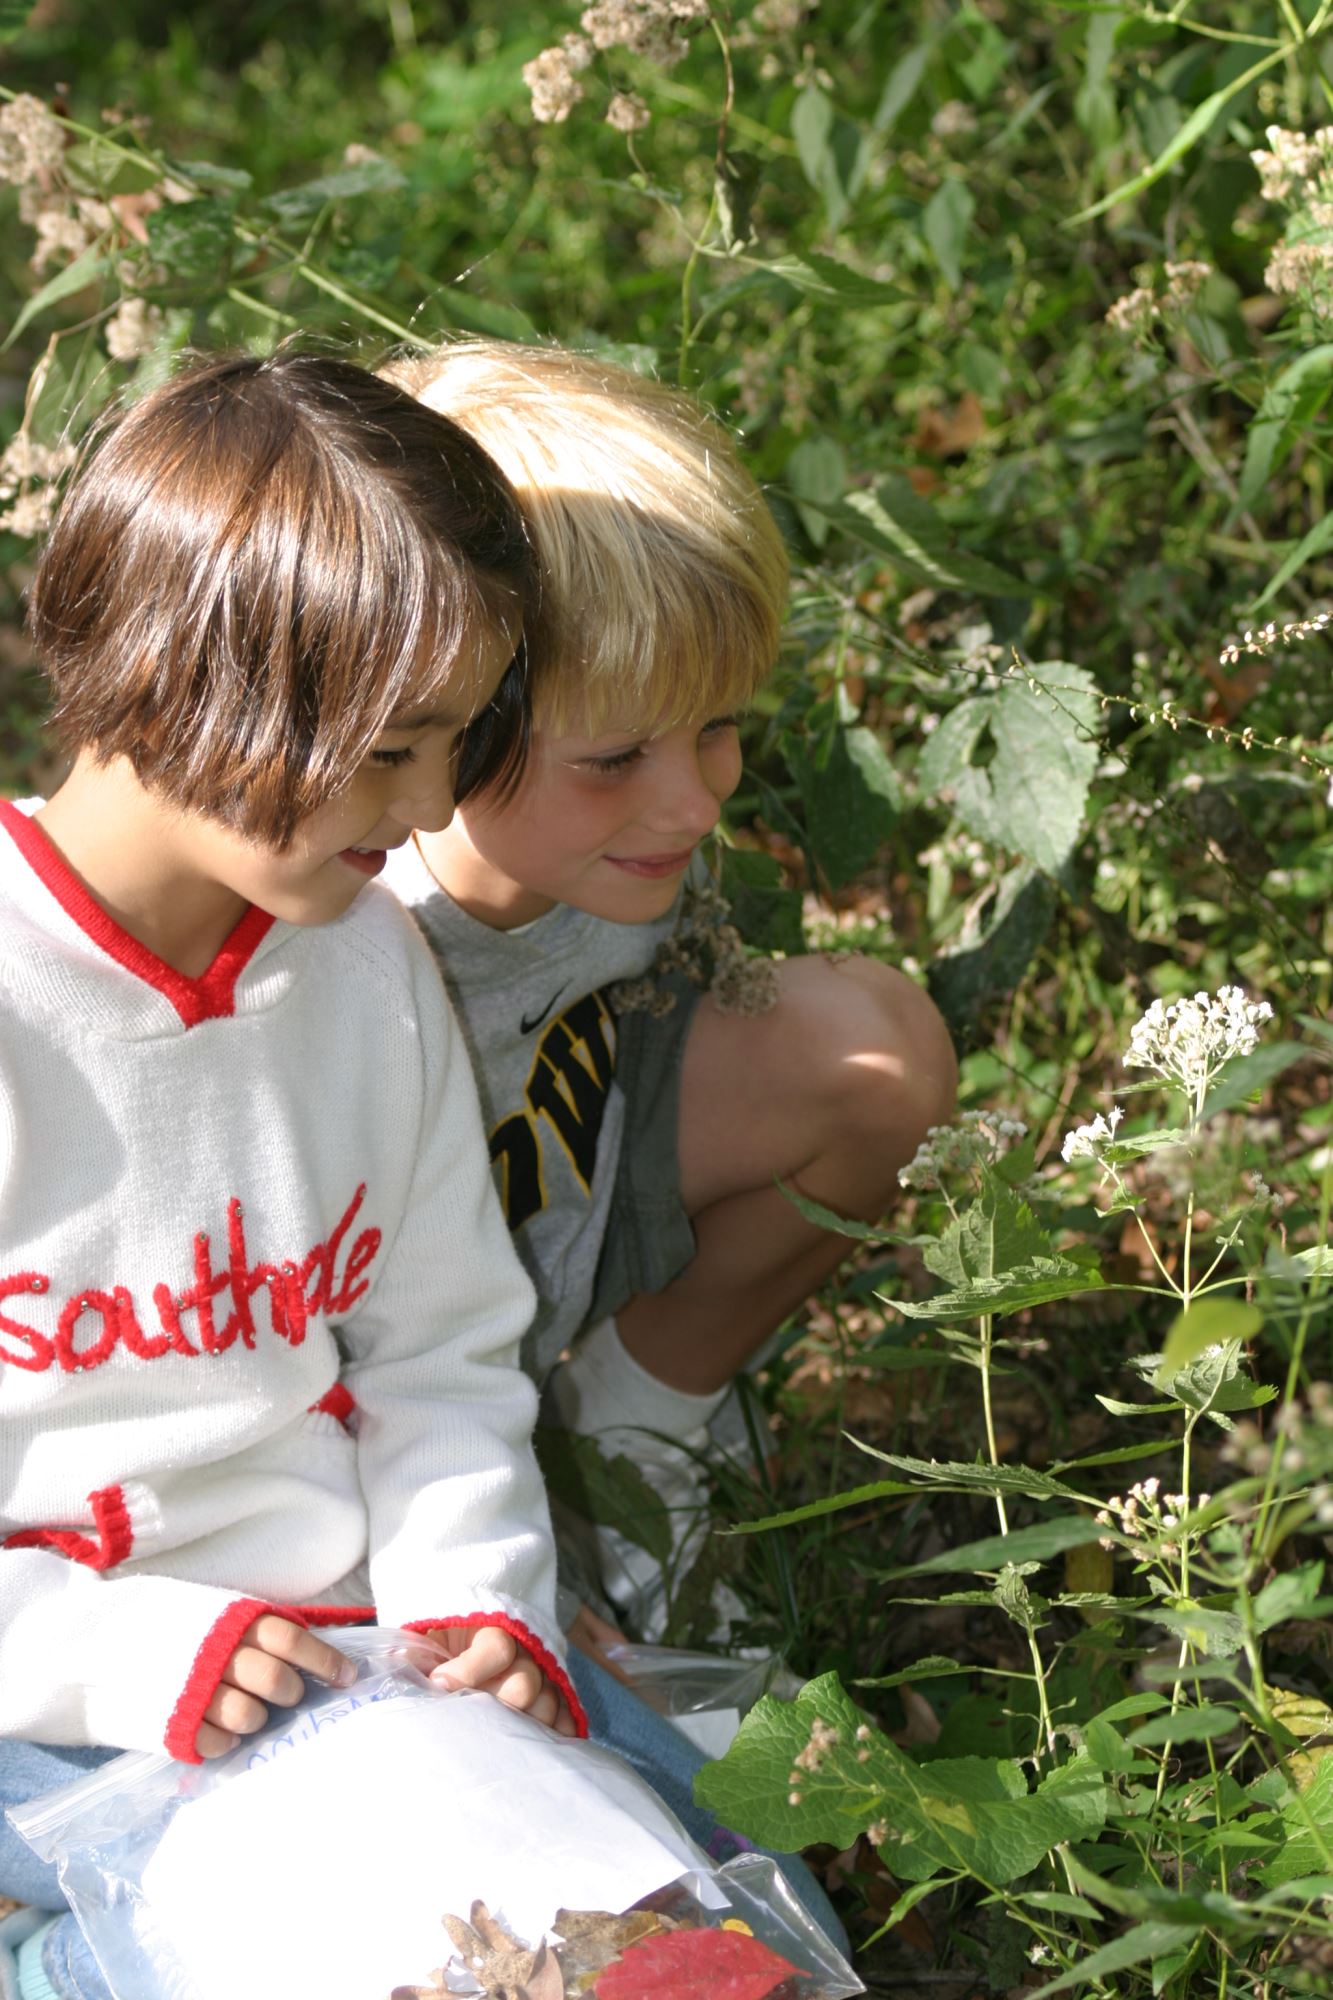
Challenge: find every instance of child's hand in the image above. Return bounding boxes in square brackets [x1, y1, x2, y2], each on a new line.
[194, 1615, 357, 1761]
[424, 1624, 579, 1736]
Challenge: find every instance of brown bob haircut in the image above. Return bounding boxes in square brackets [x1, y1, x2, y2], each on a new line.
[29, 350, 533, 847]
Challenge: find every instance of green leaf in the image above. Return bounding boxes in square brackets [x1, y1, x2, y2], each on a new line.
[893, 1514, 1109, 1578]
[778, 1182, 884, 1241]
[796, 721, 899, 888]
[928, 864, 1058, 1037]
[3, 245, 110, 351]
[261, 157, 408, 222]
[749, 251, 904, 304]
[146, 197, 237, 279]
[723, 1478, 917, 1535]
[1238, 347, 1333, 515]
[1253, 1564, 1327, 1635]
[874, 45, 930, 133]
[819, 476, 1026, 596]
[921, 662, 1100, 873]
[533, 1426, 672, 1562]
[923, 179, 975, 289]
[1258, 1755, 1333, 1887]
[1128, 1704, 1241, 1748]
[1251, 510, 1333, 612]
[1159, 1298, 1262, 1376]
[790, 86, 864, 231]
[694, 1671, 1105, 1883]
[786, 436, 846, 548]
[716, 845, 804, 955]
[1151, 1606, 1246, 1657]
[892, 1259, 1102, 1321]
[1069, 44, 1286, 224]
[1201, 1041, 1307, 1119]
[846, 1446, 1082, 1502]
[426, 286, 539, 342]
[61, 140, 162, 198]
[1030, 1922, 1198, 1998]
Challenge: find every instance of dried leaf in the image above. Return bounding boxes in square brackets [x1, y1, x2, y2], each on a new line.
[520, 1942, 566, 2000]
[440, 1902, 543, 1996]
[553, 1908, 668, 1983]
[593, 1927, 800, 2000]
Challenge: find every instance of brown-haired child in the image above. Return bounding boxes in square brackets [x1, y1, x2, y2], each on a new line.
[0, 351, 578, 2000]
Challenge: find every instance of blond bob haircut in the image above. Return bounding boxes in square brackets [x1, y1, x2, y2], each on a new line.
[380, 342, 788, 739]
[31, 350, 532, 847]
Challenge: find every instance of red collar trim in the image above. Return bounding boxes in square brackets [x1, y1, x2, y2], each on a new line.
[0, 798, 275, 1028]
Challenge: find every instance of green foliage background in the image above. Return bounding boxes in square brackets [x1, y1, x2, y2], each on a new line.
[6, 2, 1333, 1992]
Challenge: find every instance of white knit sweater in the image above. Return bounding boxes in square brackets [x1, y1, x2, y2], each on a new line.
[0, 800, 581, 1759]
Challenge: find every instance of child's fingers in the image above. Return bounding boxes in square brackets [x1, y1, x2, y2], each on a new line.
[203, 1680, 271, 1737]
[223, 1644, 305, 1711]
[428, 1625, 519, 1689]
[245, 1615, 357, 1689]
[194, 1721, 241, 1760]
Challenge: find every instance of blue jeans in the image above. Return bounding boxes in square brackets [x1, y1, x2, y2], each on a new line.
[0, 1660, 844, 1999]
[0, 1740, 116, 2000]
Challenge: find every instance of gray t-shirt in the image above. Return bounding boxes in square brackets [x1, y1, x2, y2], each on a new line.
[383, 840, 677, 1380]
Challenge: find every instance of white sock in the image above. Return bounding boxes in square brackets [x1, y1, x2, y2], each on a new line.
[549, 1316, 727, 1447]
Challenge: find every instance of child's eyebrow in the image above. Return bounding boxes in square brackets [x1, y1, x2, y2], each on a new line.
[382, 704, 459, 731]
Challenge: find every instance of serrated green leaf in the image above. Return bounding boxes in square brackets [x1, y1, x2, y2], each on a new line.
[533, 1426, 672, 1562]
[796, 721, 899, 888]
[893, 1514, 1107, 1577]
[695, 1671, 1105, 1883]
[779, 1180, 884, 1240]
[1151, 1606, 1246, 1657]
[845, 1444, 1083, 1502]
[146, 197, 237, 279]
[1159, 1298, 1262, 1375]
[1254, 1565, 1327, 1635]
[716, 845, 804, 955]
[1258, 1754, 1333, 1886]
[892, 1258, 1103, 1321]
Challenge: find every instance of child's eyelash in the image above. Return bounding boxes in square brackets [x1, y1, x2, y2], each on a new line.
[371, 745, 417, 769]
[585, 746, 643, 775]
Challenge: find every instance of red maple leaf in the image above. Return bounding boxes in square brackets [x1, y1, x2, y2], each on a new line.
[592, 1926, 801, 2000]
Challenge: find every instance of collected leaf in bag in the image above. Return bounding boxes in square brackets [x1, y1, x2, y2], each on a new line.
[439, 1900, 548, 1995]
[592, 1926, 800, 2000]
[552, 1908, 671, 1984]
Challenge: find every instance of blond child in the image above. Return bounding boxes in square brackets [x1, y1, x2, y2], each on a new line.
[0, 352, 580, 2000]
[380, 342, 957, 1650]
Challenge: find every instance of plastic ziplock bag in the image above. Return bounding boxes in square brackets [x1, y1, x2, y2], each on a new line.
[600, 1641, 802, 1757]
[11, 1626, 863, 2000]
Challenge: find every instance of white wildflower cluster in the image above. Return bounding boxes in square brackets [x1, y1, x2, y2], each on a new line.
[605, 91, 651, 133]
[1125, 986, 1274, 1103]
[898, 1108, 1027, 1193]
[1105, 261, 1212, 337]
[0, 93, 65, 184]
[1220, 608, 1330, 667]
[0, 95, 119, 282]
[524, 0, 708, 126]
[1250, 124, 1333, 203]
[1060, 1104, 1123, 1166]
[0, 430, 76, 539]
[931, 100, 977, 140]
[786, 1713, 841, 1806]
[1094, 1476, 1209, 1555]
[103, 295, 163, 362]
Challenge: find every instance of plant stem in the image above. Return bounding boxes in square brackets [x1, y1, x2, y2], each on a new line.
[979, 1312, 1009, 1535]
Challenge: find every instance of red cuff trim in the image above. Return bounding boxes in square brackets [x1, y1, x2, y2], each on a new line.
[403, 1613, 589, 1739]
[164, 1598, 271, 1763]
[310, 1383, 356, 1427]
[269, 1603, 375, 1628]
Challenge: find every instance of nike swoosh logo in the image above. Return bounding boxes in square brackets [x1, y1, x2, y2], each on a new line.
[520, 984, 569, 1035]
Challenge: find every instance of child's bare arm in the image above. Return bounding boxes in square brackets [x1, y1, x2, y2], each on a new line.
[193, 1614, 357, 1760]
[421, 1624, 579, 1737]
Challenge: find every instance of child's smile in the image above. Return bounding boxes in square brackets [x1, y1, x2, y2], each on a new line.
[416, 710, 742, 929]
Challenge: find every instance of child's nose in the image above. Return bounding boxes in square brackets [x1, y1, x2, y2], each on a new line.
[390, 744, 456, 834]
[652, 752, 724, 838]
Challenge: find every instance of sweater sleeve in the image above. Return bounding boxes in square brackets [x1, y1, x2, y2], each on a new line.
[338, 939, 586, 1733]
[0, 1547, 272, 1757]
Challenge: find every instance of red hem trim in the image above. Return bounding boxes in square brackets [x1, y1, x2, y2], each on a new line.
[310, 1383, 356, 1427]
[0, 800, 274, 1029]
[164, 1597, 271, 1763]
[2, 1483, 134, 1571]
[402, 1613, 589, 1738]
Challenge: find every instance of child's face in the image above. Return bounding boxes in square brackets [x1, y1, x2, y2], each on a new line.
[443, 707, 742, 926]
[190, 618, 520, 930]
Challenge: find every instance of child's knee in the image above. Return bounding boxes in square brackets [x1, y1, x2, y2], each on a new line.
[788, 956, 957, 1162]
